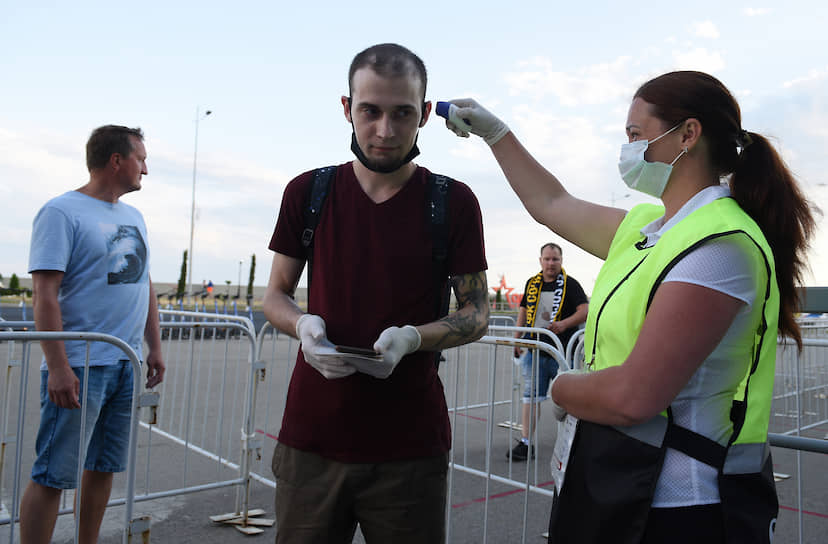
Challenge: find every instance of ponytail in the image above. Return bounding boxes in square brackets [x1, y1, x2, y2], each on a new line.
[730, 133, 819, 349]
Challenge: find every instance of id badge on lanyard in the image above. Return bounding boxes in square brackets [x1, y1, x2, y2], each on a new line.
[550, 414, 578, 493]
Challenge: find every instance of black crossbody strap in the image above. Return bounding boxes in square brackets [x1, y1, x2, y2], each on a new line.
[664, 418, 728, 469]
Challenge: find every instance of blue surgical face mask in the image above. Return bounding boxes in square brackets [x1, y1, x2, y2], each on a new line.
[618, 123, 686, 198]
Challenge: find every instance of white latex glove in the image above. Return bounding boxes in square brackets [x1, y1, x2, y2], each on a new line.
[295, 314, 356, 379]
[351, 325, 421, 379]
[549, 368, 581, 421]
[443, 98, 510, 146]
[550, 399, 567, 422]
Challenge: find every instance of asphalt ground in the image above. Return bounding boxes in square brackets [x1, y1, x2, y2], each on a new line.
[1, 318, 826, 543]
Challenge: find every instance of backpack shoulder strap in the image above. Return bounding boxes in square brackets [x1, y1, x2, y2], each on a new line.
[302, 166, 337, 290]
[426, 172, 453, 321]
[302, 168, 452, 327]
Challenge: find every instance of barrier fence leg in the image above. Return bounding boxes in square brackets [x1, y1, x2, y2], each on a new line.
[123, 358, 149, 544]
[127, 515, 151, 543]
[7, 342, 32, 544]
[209, 355, 273, 534]
[0, 343, 21, 522]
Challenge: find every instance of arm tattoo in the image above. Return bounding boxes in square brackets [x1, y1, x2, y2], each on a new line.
[453, 271, 489, 314]
[431, 271, 489, 349]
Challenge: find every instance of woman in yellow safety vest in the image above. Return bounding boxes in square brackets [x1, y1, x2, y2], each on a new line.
[440, 71, 818, 544]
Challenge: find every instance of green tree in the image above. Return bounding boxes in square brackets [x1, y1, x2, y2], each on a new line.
[10, 273, 20, 290]
[176, 250, 188, 298]
[247, 254, 256, 299]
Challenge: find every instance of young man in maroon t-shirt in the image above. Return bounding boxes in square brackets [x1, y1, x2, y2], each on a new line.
[263, 43, 489, 543]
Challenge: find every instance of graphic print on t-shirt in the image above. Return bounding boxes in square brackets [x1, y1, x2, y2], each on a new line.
[102, 224, 147, 284]
[536, 291, 559, 329]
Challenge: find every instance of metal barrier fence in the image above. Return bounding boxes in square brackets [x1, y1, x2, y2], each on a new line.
[0, 327, 145, 544]
[443, 335, 569, 543]
[251, 323, 826, 543]
[134, 310, 271, 535]
[773, 337, 828, 435]
[0, 313, 271, 542]
[488, 315, 516, 327]
[768, 337, 828, 544]
[249, 324, 573, 543]
[799, 316, 828, 338]
[3, 315, 826, 543]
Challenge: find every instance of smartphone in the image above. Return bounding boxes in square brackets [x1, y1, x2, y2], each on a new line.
[335, 345, 381, 358]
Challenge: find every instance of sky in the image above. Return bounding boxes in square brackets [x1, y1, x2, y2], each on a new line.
[2, 2, 827, 297]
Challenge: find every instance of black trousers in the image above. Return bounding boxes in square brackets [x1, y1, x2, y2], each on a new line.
[641, 504, 725, 544]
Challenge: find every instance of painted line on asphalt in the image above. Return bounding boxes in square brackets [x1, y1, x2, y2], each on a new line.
[779, 504, 828, 519]
[257, 429, 278, 440]
[254, 429, 828, 519]
[451, 481, 554, 509]
[455, 413, 488, 422]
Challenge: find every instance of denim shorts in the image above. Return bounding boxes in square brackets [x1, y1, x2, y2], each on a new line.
[31, 362, 135, 489]
[521, 350, 559, 403]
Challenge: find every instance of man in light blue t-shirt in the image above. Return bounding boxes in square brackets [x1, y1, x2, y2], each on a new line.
[19, 125, 166, 544]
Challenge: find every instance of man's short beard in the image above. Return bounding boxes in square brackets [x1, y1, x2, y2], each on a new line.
[350, 132, 420, 174]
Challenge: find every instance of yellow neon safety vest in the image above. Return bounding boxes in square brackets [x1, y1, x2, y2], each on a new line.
[583, 196, 779, 470]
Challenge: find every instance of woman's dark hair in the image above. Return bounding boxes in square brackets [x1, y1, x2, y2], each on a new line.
[635, 71, 819, 349]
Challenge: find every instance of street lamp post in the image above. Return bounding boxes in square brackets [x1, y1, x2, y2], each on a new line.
[187, 107, 212, 300]
[236, 260, 242, 298]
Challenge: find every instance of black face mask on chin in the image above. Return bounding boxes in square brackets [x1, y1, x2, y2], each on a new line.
[350, 132, 420, 174]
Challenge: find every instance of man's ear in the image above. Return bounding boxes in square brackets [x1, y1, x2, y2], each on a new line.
[108, 153, 122, 171]
[419, 101, 432, 127]
[342, 96, 352, 123]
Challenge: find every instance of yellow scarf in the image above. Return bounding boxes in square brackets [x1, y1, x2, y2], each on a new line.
[525, 269, 567, 327]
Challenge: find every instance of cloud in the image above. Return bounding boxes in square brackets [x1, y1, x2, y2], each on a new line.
[126, 152, 289, 282]
[480, 207, 605, 296]
[743, 7, 771, 16]
[0, 127, 89, 277]
[447, 142, 489, 161]
[692, 21, 720, 39]
[0, 122, 292, 286]
[492, 54, 828, 289]
[783, 67, 828, 89]
[492, 55, 642, 207]
[504, 56, 633, 107]
[0, 127, 86, 197]
[672, 48, 726, 73]
[511, 106, 616, 187]
[739, 72, 828, 285]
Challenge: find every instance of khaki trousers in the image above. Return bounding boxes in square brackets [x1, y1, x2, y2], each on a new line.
[272, 442, 448, 544]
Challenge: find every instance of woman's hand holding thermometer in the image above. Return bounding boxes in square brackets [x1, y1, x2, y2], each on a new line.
[436, 101, 473, 137]
[435, 99, 510, 146]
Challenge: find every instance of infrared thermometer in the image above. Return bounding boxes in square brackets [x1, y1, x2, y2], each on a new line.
[436, 101, 472, 130]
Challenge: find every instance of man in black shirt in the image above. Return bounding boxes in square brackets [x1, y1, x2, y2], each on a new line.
[508, 243, 588, 461]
